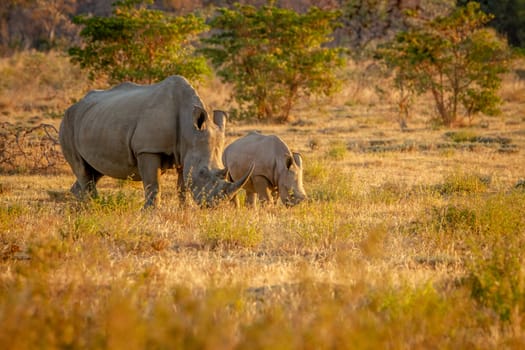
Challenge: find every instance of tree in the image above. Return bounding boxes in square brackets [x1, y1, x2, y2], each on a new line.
[458, 0, 525, 49]
[201, 1, 346, 122]
[378, 2, 511, 127]
[0, 0, 76, 54]
[341, 0, 417, 49]
[68, 0, 210, 84]
[31, 0, 77, 50]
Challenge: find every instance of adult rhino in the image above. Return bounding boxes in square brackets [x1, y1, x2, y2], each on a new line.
[223, 131, 307, 207]
[59, 75, 252, 208]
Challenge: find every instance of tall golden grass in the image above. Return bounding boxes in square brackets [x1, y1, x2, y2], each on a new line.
[1, 51, 525, 349]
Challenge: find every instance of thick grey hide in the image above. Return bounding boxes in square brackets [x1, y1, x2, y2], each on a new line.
[59, 75, 250, 208]
[223, 132, 307, 207]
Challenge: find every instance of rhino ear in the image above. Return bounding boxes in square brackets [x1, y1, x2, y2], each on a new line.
[213, 110, 227, 131]
[285, 154, 293, 169]
[193, 105, 207, 131]
[292, 152, 303, 168]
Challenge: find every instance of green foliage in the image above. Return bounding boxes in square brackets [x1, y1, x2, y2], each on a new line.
[459, 0, 525, 48]
[201, 2, 346, 122]
[378, 2, 511, 126]
[68, 0, 210, 84]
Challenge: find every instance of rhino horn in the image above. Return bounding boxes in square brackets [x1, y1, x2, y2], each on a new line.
[197, 164, 253, 208]
[213, 167, 229, 180]
[223, 162, 254, 198]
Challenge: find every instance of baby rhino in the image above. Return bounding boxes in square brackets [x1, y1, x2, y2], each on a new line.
[223, 132, 307, 207]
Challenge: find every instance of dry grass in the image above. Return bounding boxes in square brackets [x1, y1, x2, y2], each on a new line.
[1, 51, 525, 349]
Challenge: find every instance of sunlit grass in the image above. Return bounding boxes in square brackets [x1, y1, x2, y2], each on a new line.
[1, 161, 524, 348]
[1, 52, 525, 349]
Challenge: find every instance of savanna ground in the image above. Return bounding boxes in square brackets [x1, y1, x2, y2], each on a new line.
[1, 51, 525, 348]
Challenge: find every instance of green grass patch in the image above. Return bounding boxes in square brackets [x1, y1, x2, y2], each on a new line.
[89, 190, 142, 212]
[199, 209, 263, 248]
[444, 130, 479, 143]
[305, 161, 356, 202]
[424, 191, 525, 322]
[434, 170, 490, 195]
[325, 140, 348, 160]
[430, 204, 478, 234]
[465, 193, 525, 322]
[283, 203, 355, 248]
[368, 181, 410, 204]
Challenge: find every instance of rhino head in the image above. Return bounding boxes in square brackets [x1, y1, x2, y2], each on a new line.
[184, 108, 252, 207]
[278, 152, 307, 207]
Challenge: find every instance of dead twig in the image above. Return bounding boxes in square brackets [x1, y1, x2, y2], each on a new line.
[0, 121, 65, 174]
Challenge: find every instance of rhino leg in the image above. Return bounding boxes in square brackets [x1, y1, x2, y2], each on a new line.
[245, 191, 257, 208]
[71, 161, 103, 200]
[137, 153, 162, 208]
[271, 189, 279, 205]
[70, 181, 82, 197]
[176, 167, 187, 204]
[252, 176, 273, 206]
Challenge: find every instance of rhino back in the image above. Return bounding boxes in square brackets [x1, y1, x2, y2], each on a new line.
[69, 76, 202, 179]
